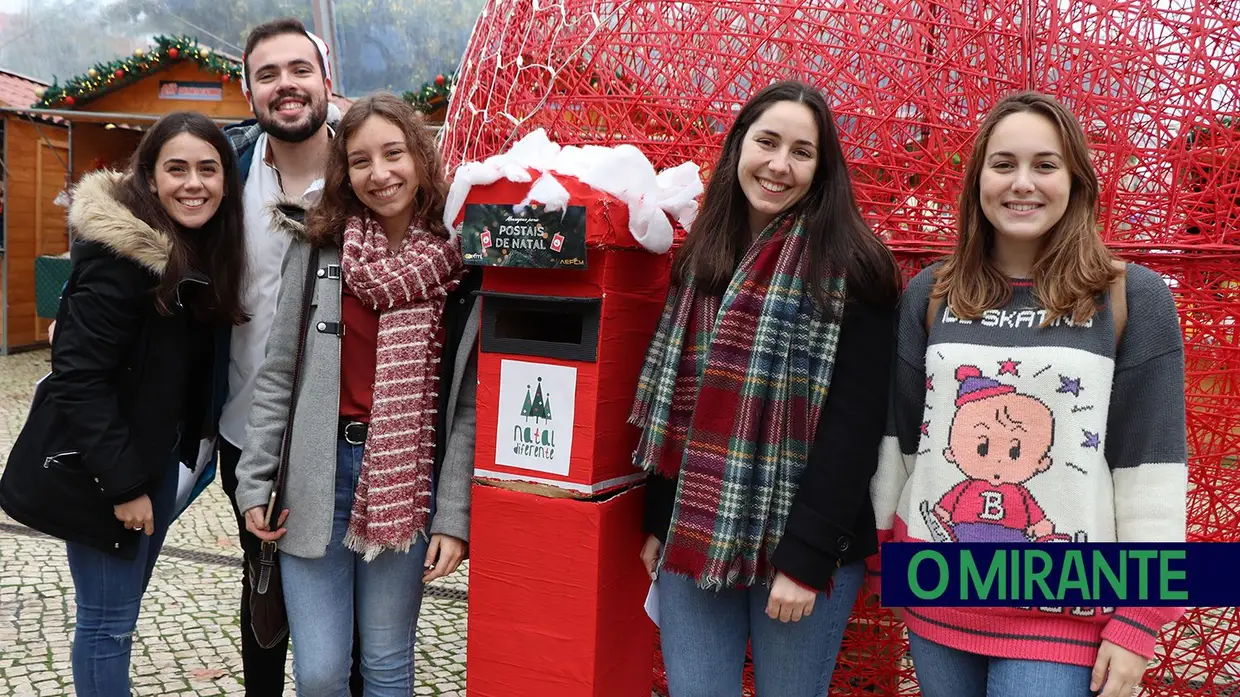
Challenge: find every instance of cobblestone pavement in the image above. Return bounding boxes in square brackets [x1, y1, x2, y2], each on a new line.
[0, 349, 467, 696]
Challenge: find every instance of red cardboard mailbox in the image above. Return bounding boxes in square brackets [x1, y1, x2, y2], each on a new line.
[455, 169, 680, 696]
[461, 173, 672, 497]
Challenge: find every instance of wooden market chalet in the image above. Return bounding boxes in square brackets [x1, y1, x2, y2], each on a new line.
[0, 35, 352, 353]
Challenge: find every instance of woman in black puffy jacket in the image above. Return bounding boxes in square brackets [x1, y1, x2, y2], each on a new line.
[0, 111, 247, 696]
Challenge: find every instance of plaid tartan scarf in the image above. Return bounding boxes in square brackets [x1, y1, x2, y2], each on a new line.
[629, 213, 846, 590]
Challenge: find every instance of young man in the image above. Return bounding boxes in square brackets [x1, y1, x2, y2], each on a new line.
[214, 17, 347, 695]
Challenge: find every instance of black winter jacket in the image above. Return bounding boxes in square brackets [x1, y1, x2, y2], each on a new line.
[0, 171, 218, 558]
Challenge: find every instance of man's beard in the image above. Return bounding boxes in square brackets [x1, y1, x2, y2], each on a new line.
[257, 93, 328, 143]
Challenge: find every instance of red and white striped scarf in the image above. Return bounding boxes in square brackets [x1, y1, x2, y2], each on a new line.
[340, 213, 464, 560]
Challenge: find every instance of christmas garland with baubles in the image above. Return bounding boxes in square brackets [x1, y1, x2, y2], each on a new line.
[33, 35, 241, 109]
[403, 71, 457, 115]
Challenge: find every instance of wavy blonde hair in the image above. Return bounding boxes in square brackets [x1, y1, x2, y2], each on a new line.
[933, 91, 1120, 324]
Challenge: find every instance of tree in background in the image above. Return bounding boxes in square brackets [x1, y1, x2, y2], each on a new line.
[102, 0, 485, 96]
[0, 0, 143, 86]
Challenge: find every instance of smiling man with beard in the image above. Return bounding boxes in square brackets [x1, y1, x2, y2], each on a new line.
[212, 17, 351, 697]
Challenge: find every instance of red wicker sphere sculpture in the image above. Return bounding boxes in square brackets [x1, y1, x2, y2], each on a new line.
[442, 2, 1240, 695]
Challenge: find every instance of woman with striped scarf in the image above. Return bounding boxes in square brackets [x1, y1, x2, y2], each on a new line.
[235, 93, 481, 696]
[632, 80, 902, 696]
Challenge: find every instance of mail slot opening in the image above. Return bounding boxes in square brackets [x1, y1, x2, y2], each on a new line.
[480, 292, 601, 362]
[494, 306, 584, 345]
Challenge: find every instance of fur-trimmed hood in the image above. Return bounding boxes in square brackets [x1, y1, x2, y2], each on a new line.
[68, 170, 172, 276]
[267, 195, 312, 243]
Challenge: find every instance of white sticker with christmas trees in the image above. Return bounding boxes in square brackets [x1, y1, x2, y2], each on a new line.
[495, 359, 577, 476]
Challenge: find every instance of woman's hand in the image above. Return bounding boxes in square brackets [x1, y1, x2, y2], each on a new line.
[766, 571, 817, 623]
[424, 534, 467, 583]
[113, 494, 154, 536]
[244, 506, 289, 542]
[1091, 640, 1148, 697]
[640, 535, 662, 580]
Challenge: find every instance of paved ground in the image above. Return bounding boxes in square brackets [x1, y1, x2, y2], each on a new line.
[0, 349, 468, 696]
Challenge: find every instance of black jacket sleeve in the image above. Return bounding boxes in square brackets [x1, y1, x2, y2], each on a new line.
[44, 254, 152, 504]
[770, 296, 896, 589]
[643, 471, 677, 542]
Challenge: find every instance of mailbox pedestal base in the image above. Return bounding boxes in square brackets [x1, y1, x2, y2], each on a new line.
[467, 482, 654, 696]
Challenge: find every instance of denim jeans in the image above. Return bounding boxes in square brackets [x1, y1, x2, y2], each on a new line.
[66, 456, 180, 697]
[908, 630, 1095, 697]
[280, 439, 431, 697]
[657, 560, 864, 697]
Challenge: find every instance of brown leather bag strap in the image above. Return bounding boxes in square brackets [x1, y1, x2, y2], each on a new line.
[269, 246, 320, 515]
[925, 294, 943, 336]
[1109, 260, 1128, 350]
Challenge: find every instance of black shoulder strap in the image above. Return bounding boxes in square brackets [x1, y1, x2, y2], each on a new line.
[269, 246, 320, 516]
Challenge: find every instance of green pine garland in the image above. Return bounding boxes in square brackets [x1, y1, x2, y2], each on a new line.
[403, 71, 457, 114]
[33, 35, 243, 109]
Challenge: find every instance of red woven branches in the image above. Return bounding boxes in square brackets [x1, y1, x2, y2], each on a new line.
[443, 1, 1240, 695]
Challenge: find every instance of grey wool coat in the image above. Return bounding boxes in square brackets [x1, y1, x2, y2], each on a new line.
[234, 205, 480, 559]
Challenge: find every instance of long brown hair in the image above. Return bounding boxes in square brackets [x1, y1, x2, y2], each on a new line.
[116, 111, 248, 325]
[673, 80, 900, 312]
[306, 93, 450, 245]
[933, 91, 1120, 324]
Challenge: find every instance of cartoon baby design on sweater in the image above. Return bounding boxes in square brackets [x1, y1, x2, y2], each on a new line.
[921, 365, 1071, 543]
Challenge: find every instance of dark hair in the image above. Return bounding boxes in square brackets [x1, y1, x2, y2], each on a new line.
[242, 17, 326, 88]
[673, 80, 899, 312]
[306, 92, 450, 245]
[115, 111, 248, 325]
[933, 91, 1119, 324]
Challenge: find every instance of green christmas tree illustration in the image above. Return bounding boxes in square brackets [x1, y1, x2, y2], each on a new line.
[544, 393, 552, 420]
[530, 378, 547, 423]
[521, 385, 533, 421]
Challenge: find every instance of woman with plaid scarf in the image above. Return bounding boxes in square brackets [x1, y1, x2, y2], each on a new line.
[630, 81, 901, 696]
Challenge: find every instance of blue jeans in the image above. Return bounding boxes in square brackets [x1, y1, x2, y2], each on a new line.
[657, 561, 864, 697]
[908, 630, 1095, 697]
[66, 456, 180, 697]
[281, 439, 430, 697]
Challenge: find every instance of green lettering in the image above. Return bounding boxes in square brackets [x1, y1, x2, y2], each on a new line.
[1159, 550, 1188, 601]
[1092, 550, 1126, 600]
[1024, 550, 1055, 601]
[1011, 547, 1021, 599]
[1056, 550, 1090, 601]
[1129, 550, 1158, 600]
[909, 550, 949, 600]
[962, 550, 1005, 600]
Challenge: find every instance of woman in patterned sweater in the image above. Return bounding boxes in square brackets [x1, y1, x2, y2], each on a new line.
[868, 92, 1187, 697]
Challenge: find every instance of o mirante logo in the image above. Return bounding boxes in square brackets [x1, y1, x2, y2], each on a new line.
[879, 543, 1213, 607]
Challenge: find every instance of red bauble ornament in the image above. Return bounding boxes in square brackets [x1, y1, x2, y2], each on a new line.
[114, 69, 125, 79]
[435, 74, 446, 87]
[64, 96, 75, 106]
[221, 74, 230, 83]
[168, 47, 179, 59]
